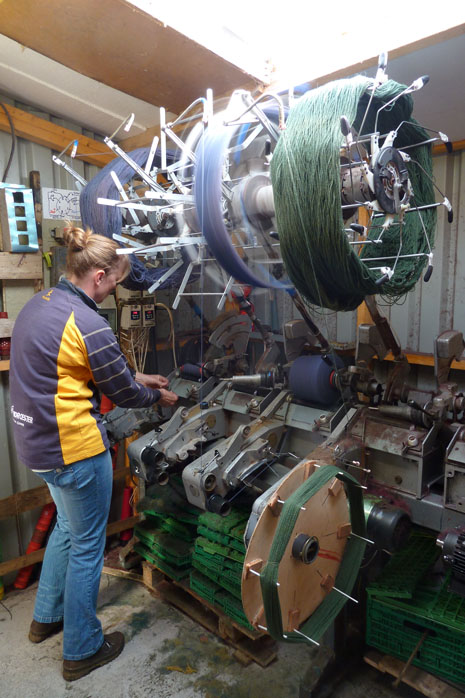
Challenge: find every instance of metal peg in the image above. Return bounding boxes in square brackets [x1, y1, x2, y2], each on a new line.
[291, 628, 320, 646]
[350, 532, 375, 545]
[332, 587, 358, 604]
[249, 569, 279, 586]
[277, 498, 306, 512]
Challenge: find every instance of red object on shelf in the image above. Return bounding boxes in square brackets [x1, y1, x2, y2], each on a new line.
[0, 311, 11, 360]
[119, 486, 133, 542]
[0, 338, 10, 360]
[14, 502, 56, 589]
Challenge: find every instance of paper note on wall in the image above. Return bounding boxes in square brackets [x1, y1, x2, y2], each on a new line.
[42, 188, 81, 220]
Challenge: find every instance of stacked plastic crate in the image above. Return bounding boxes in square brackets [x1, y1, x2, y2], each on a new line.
[366, 529, 465, 684]
[190, 509, 253, 630]
[134, 483, 200, 581]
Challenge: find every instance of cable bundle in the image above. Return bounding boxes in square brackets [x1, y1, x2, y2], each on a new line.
[271, 77, 436, 311]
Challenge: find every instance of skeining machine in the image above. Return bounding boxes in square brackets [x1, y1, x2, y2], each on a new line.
[57, 53, 465, 644]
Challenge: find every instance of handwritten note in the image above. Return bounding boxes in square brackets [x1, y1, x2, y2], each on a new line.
[42, 188, 81, 220]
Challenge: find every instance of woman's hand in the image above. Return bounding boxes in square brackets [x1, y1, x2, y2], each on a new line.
[135, 372, 170, 389]
[156, 388, 179, 407]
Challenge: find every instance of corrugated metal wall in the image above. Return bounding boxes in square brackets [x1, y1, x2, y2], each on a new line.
[0, 94, 102, 581]
[381, 150, 464, 353]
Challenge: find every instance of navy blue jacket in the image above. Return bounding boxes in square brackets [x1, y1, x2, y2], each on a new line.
[9, 279, 160, 469]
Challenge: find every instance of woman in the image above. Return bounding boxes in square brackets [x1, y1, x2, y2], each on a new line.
[9, 226, 178, 681]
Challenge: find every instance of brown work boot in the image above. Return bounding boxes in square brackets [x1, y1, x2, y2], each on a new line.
[62, 632, 125, 681]
[29, 619, 63, 643]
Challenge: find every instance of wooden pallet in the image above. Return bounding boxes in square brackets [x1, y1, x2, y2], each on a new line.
[364, 650, 465, 697]
[102, 544, 144, 584]
[142, 560, 277, 667]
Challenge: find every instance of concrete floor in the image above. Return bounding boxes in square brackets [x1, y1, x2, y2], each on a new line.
[0, 567, 423, 698]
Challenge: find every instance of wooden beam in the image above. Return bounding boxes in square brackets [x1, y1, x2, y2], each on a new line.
[0, 251, 43, 280]
[0, 104, 115, 168]
[106, 515, 140, 537]
[384, 351, 465, 371]
[120, 126, 465, 157]
[0, 514, 140, 576]
[0, 484, 53, 522]
[119, 125, 162, 153]
[119, 106, 206, 151]
[433, 139, 465, 155]
[364, 650, 465, 698]
[0, 466, 130, 521]
[0, 0, 263, 116]
[356, 208, 373, 326]
[0, 547, 45, 576]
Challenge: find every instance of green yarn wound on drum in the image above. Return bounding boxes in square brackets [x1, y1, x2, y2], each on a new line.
[270, 77, 436, 311]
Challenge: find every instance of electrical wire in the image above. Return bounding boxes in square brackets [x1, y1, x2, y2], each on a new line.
[155, 302, 177, 368]
[0, 600, 12, 619]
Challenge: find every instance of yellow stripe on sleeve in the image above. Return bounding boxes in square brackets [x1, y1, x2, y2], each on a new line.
[55, 312, 106, 464]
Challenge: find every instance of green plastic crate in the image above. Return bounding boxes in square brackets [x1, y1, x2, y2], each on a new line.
[192, 547, 243, 577]
[194, 537, 244, 566]
[196, 523, 246, 551]
[135, 542, 191, 581]
[366, 593, 465, 684]
[143, 512, 197, 541]
[192, 559, 242, 600]
[216, 591, 253, 631]
[189, 569, 222, 604]
[367, 530, 439, 599]
[197, 525, 231, 547]
[371, 571, 465, 634]
[137, 480, 200, 531]
[197, 510, 248, 536]
[135, 524, 193, 566]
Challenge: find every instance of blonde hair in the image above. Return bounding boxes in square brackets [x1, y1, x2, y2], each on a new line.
[63, 225, 130, 282]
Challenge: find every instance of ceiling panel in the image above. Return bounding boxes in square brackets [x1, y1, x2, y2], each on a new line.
[0, 0, 263, 115]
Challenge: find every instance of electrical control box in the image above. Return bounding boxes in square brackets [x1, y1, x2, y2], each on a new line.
[120, 304, 142, 328]
[97, 308, 117, 334]
[117, 286, 142, 301]
[142, 304, 156, 327]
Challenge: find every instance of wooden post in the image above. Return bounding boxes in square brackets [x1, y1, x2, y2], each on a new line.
[356, 207, 373, 326]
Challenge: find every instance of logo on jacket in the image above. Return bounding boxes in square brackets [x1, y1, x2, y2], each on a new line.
[42, 289, 54, 301]
[11, 405, 34, 424]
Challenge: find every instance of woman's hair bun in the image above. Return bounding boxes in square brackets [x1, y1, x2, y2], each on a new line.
[62, 224, 92, 251]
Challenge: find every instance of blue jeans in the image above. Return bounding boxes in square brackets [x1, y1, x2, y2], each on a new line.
[33, 450, 113, 660]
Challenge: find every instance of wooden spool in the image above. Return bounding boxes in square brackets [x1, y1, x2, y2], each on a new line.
[241, 460, 351, 632]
